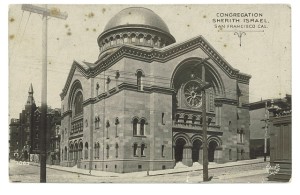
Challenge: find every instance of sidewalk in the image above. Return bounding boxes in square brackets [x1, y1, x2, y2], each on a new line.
[29, 157, 269, 178]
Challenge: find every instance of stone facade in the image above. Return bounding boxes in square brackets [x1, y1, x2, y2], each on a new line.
[60, 7, 251, 173]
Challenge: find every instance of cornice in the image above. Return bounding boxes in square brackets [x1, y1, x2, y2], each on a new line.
[61, 110, 72, 119]
[82, 83, 175, 107]
[60, 35, 251, 100]
[214, 98, 238, 106]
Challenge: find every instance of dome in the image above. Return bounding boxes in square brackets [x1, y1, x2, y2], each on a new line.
[97, 7, 176, 59]
[104, 7, 171, 33]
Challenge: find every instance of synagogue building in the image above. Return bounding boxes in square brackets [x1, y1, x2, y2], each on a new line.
[60, 7, 251, 173]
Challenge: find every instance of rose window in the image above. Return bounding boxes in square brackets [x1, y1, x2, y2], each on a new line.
[184, 81, 203, 108]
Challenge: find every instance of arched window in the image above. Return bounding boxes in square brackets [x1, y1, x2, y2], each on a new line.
[133, 118, 138, 136]
[69, 143, 74, 160]
[140, 119, 145, 136]
[74, 142, 78, 162]
[78, 142, 83, 160]
[115, 118, 119, 137]
[96, 82, 100, 96]
[84, 142, 88, 159]
[106, 144, 110, 159]
[136, 70, 143, 91]
[161, 145, 165, 157]
[94, 143, 97, 159]
[192, 116, 197, 126]
[141, 144, 145, 156]
[106, 120, 110, 139]
[64, 146, 67, 160]
[95, 116, 100, 129]
[94, 142, 100, 159]
[133, 143, 138, 156]
[131, 34, 136, 43]
[74, 91, 83, 116]
[208, 117, 212, 126]
[95, 142, 100, 158]
[175, 114, 180, 122]
[184, 115, 188, 124]
[115, 143, 119, 158]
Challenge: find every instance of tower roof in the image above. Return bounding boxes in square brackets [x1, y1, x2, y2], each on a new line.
[28, 83, 34, 94]
[26, 83, 35, 105]
[97, 7, 176, 59]
[103, 7, 171, 33]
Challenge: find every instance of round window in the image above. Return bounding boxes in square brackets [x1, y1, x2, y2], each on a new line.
[184, 80, 203, 108]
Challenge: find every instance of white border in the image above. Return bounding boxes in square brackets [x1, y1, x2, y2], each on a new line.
[1, 0, 299, 194]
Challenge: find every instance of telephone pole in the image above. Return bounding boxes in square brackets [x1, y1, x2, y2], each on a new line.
[21, 4, 67, 183]
[194, 63, 212, 182]
[262, 101, 269, 162]
[200, 81, 212, 181]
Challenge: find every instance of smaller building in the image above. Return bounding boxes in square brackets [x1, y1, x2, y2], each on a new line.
[249, 100, 271, 159]
[268, 95, 291, 182]
[9, 84, 61, 164]
[9, 118, 20, 159]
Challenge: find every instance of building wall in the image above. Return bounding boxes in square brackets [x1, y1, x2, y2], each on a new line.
[250, 107, 266, 139]
[60, 37, 251, 172]
[9, 119, 20, 159]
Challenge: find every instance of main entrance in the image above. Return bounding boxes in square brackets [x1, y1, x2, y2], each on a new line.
[208, 140, 218, 162]
[192, 140, 202, 162]
[174, 138, 186, 162]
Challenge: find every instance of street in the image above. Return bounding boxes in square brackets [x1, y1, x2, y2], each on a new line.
[9, 160, 272, 183]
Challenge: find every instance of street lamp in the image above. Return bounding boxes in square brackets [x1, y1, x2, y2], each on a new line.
[195, 81, 212, 182]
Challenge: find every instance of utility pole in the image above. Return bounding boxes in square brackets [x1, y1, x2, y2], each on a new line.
[21, 4, 67, 183]
[194, 64, 212, 182]
[200, 82, 212, 181]
[262, 101, 269, 162]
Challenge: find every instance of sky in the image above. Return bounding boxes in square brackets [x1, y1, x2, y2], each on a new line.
[8, 4, 291, 119]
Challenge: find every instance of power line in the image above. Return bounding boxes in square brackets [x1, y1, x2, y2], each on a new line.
[20, 12, 31, 44]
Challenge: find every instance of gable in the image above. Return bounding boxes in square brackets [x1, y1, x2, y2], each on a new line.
[60, 35, 251, 100]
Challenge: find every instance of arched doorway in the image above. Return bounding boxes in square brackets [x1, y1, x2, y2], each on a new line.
[192, 140, 202, 162]
[175, 138, 186, 162]
[208, 140, 218, 162]
[74, 142, 78, 164]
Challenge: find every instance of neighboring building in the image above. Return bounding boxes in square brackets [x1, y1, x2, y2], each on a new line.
[268, 95, 291, 182]
[60, 7, 251, 173]
[249, 100, 270, 159]
[9, 118, 20, 159]
[9, 84, 61, 164]
[249, 95, 291, 160]
[18, 84, 37, 161]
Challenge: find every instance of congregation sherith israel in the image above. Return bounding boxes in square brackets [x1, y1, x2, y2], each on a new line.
[60, 7, 251, 173]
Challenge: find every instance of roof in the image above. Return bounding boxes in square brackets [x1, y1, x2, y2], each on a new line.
[103, 7, 170, 33]
[60, 35, 252, 100]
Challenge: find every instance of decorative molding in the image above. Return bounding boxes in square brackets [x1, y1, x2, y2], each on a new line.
[60, 35, 251, 99]
[173, 128, 223, 136]
[214, 98, 238, 106]
[61, 110, 72, 119]
[69, 133, 83, 140]
[82, 82, 175, 107]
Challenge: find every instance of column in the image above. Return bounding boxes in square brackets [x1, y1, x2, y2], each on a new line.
[214, 147, 223, 163]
